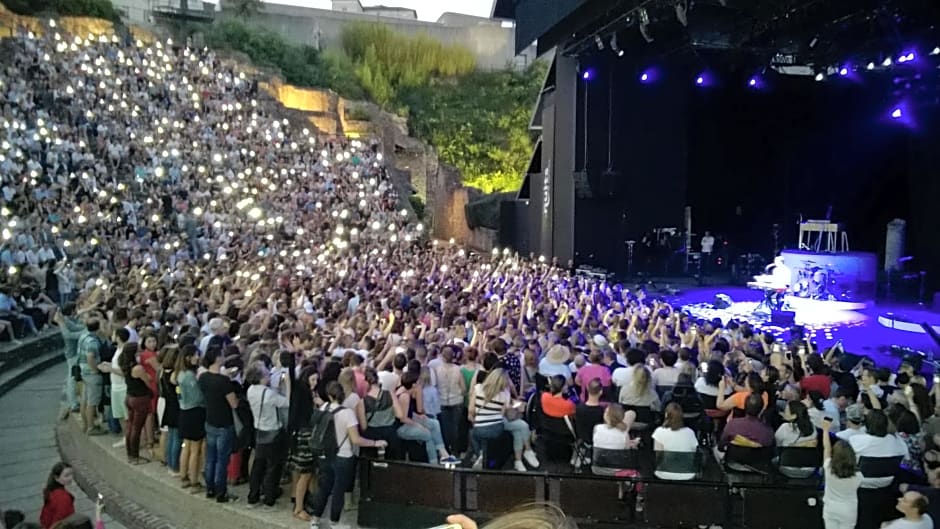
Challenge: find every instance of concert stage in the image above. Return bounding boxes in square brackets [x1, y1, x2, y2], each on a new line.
[673, 285, 939, 370]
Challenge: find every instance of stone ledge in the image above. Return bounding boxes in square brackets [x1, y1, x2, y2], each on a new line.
[0, 332, 65, 400]
[56, 419, 311, 529]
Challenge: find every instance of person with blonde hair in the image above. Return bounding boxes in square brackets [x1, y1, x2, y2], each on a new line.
[469, 368, 540, 472]
[619, 364, 661, 410]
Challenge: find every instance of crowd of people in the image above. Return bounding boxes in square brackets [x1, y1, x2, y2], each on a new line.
[0, 19, 937, 529]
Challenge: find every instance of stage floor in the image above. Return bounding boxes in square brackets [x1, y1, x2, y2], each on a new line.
[668, 285, 940, 370]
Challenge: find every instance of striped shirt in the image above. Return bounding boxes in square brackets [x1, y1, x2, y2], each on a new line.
[473, 384, 510, 427]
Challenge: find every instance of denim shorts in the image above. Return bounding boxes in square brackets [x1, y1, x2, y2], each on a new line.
[82, 374, 104, 406]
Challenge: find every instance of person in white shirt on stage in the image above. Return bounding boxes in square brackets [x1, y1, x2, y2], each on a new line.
[701, 231, 715, 274]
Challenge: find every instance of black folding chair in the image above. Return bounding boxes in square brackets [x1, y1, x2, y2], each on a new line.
[592, 446, 640, 476]
[655, 449, 702, 479]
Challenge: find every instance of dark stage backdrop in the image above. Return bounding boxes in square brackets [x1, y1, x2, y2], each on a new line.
[686, 75, 912, 263]
[575, 54, 690, 273]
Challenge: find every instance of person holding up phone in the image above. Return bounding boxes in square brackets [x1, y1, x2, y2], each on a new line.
[821, 418, 862, 529]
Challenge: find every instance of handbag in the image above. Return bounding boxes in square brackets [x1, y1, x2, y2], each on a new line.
[255, 388, 286, 445]
[71, 364, 82, 382]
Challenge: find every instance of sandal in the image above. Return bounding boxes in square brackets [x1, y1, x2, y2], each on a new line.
[293, 511, 312, 522]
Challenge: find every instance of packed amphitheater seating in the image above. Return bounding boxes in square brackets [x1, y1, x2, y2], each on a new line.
[0, 21, 938, 529]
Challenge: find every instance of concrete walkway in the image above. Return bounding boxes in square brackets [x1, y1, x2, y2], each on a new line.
[0, 365, 127, 529]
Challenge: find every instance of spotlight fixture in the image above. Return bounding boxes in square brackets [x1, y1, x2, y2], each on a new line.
[932, 47, 940, 56]
[866, 62, 875, 70]
[839, 67, 848, 76]
[883, 57, 893, 66]
[594, 35, 604, 51]
[891, 108, 902, 119]
[675, 0, 688, 27]
[814, 73, 824, 81]
[748, 77, 758, 87]
[582, 69, 594, 81]
[640, 72, 649, 82]
[610, 34, 624, 57]
[639, 8, 653, 43]
[695, 75, 704, 86]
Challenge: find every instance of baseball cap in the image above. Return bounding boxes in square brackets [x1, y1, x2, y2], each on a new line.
[845, 403, 864, 424]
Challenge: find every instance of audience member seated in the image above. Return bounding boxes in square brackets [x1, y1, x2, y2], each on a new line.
[717, 393, 774, 453]
[695, 360, 732, 411]
[652, 349, 681, 392]
[538, 345, 573, 385]
[652, 403, 699, 480]
[774, 400, 819, 478]
[837, 404, 867, 441]
[541, 375, 575, 418]
[469, 368, 539, 472]
[592, 404, 640, 475]
[618, 364, 661, 420]
[573, 379, 607, 468]
[575, 349, 611, 402]
[800, 353, 833, 399]
[716, 372, 768, 415]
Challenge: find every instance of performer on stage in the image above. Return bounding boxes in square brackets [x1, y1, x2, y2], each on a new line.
[765, 256, 791, 310]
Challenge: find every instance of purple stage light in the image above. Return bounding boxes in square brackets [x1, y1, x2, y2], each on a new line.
[839, 67, 849, 76]
[748, 77, 757, 87]
[640, 73, 649, 82]
[891, 108, 903, 119]
[695, 75, 704, 86]
[582, 69, 593, 80]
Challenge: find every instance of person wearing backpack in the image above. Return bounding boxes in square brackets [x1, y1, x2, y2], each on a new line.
[307, 381, 387, 529]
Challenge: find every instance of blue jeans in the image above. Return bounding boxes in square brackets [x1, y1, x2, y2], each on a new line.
[64, 357, 79, 410]
[165, 427, 182, 472]
[397, 415, 445, 464]
[307, 456, 357, 523]
[471, 419, 529, 455]
[204, 424, 234, 496]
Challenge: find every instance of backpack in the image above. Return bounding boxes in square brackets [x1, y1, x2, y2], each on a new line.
[308, 404, 348, 468]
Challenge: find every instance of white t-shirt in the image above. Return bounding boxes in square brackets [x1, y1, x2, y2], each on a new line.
[323, 403, 358, 458]
[883, 516, 933, 529]
[110, 346, 126, 391]
[822, 458, 861, 519]
[377, 371, 400, 392]
[701, 235, 715, 254]
[849, 433, 909, 488]
[836, 427, 865, 442]
[652, 366, 680, 388]
[593, 424, 630, 450]
[611, 365, 635, 388]
[652, 426, 698, 480]
[775, 424, 817, 447]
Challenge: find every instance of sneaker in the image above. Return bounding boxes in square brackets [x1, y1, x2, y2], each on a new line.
[513, 460, 527, 472]
[439, 455, 461, 465]
[112, 439, 126, 448]
[472, 455, 483, 470]
[205, 489, 216, 499]
[330, 522, 353, 529]
[308, 518, 321, 529]
[246, 499, 259, 509]
[523, 449, 540, 468]
[216, 493, 237, 503]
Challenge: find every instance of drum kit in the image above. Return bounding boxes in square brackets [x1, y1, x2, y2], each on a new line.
[792, 259, 841, 300]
